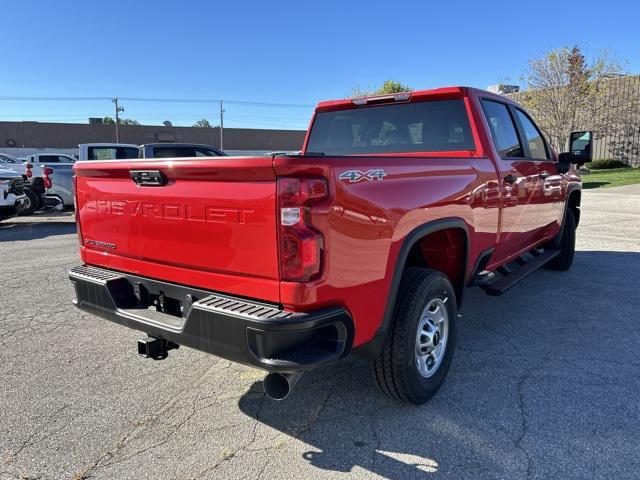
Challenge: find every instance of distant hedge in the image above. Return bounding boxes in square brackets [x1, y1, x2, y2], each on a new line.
[586, 159, 630, 170]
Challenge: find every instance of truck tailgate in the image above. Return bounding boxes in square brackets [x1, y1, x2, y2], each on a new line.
[74, 157, 280, 300]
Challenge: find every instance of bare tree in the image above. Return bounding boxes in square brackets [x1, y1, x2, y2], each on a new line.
[516, 46, 627, 151]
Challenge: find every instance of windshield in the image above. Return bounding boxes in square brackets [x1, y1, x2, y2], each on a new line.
[0, 154, 23, 164]
[306, 99, 474, 156]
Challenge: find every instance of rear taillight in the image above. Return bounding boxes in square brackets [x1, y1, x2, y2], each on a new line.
[277, 177, 327, 282]
[73, 175, 83, 245]
[25, 163, 33, 178]
[43, 167, 53, 189]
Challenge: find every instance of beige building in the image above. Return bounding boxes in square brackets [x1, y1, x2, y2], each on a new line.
[505, 74, 640, 166]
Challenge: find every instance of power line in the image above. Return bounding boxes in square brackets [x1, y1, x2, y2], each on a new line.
[0, 96, 111, 101]
[0, 95, 314, 108]
[119, 97, 313, 108]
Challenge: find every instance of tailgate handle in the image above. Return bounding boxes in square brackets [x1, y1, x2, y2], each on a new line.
[130, 170, 167, 186]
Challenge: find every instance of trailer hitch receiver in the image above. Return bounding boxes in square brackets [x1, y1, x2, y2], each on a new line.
[137, 336, 179, 360]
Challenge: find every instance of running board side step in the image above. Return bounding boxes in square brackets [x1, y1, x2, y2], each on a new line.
[481, 249, 560, 297]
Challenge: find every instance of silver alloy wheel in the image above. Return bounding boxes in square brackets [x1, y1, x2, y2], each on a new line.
[20, 195, 31, 213]
[415, 297, 449, 378]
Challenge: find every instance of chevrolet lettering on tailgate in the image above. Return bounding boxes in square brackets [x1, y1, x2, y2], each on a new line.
[85, 199, 254, 224]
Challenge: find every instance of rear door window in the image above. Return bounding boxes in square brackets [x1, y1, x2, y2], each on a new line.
[50, 155, 74, 163]
[195, 147, 222, 157]
[480, 100, 524, 158]
[306, 99, 475, 155]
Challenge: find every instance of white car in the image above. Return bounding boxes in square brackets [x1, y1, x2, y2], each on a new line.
[0, 167, 27, 221]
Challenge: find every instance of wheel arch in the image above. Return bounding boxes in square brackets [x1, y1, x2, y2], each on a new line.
[567, 187, 581, 227]
[355, 217, 469, 358]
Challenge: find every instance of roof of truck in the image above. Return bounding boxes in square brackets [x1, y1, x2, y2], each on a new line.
[314, 86, 515, 112]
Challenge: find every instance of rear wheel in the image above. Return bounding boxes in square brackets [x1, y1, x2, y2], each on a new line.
[545, 209, 576, 271]
[372, 268, 457, 404]
[19, 189, 38, 216]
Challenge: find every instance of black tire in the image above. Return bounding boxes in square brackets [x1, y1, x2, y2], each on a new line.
[32, 189, 43, 211]
[372, 267, 457, 404]
[19, 189, 38, 216]
[545, 209, 576, 271]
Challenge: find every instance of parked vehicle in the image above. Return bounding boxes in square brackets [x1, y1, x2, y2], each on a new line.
[21, 144, 226, 210]
[78, 144, 139, 161]
[0, 167, 27, 221]
[24, 153, 77, 209]
[69, 86, 590, 404]
[140, 143, 225, 158]
[0, 153, 26, 175]
[0, 153, 49, 215]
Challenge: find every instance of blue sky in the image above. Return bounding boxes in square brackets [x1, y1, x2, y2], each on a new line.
[2, 0, 638, 130]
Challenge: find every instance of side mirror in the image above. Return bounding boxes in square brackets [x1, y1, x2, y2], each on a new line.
[558, 131, 593, 167]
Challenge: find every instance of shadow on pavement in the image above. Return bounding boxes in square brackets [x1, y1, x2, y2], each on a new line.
[238, 363, 444, 479]
[238, 250, 640, 479]
[0, 220, 76, 242]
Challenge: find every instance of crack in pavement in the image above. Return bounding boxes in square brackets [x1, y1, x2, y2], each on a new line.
[515, 372, 533, 480]
[190, 393, 267, 480]
[71, 359, 232, 479]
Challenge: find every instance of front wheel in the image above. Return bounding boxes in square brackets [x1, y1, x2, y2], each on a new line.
[19, 189, 38, 216]
[372, 268, 457, 404]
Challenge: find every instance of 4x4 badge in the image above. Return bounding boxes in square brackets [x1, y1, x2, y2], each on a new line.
[339, 169, 387, 183]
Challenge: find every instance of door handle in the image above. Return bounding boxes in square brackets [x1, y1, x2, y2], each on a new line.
[539, 171, 549, 180]
[503, 174, 517, 185]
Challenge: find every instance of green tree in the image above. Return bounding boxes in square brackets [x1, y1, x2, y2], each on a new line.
[352, 80, 412, 97]
[102, 116, 140, 126]
[193, 119, 213, 128]
[517, 46, 627, 150]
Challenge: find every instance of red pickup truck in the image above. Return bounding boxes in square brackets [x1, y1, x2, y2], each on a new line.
[69, 87, 591, 404]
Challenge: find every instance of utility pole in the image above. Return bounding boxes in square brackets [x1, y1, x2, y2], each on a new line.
[219, 100, 225, 151]
[112, 97, 124, 143]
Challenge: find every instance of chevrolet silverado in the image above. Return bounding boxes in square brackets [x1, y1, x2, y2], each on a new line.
[69, 87, 590, 404]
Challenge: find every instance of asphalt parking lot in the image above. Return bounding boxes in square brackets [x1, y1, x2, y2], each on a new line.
[1, 185, 639, 480]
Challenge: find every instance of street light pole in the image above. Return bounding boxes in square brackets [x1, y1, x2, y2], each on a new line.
[112, 97, 124, 143]
[219, 100, 225, 151]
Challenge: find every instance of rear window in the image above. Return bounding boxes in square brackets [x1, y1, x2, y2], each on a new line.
[151, 146, 222, 158]
[306, 99, 474, 156]
[88, 147, 139, 160]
